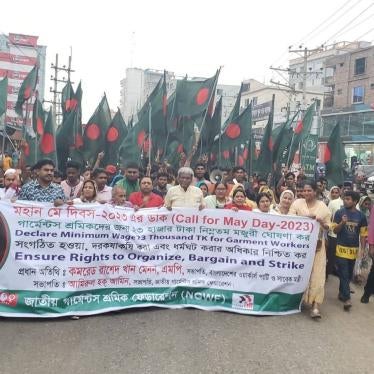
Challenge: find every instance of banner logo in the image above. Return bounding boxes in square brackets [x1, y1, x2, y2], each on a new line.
[232, 293, 254, 310]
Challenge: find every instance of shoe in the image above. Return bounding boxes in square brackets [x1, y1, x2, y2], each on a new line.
[338, 294, 345, 302]
[70, 315, 80, 320]
[310, 308, 321, 319]
[361, 294, 370, 304]
[343, 300, 352, 311]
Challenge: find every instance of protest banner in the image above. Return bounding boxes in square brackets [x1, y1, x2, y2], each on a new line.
[0, 201, 318, 318]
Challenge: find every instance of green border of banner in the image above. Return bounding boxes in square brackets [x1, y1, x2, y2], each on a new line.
[0, 287, 304, 318]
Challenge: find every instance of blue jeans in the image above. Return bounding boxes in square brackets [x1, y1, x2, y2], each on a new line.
[336, 257, 355, 301]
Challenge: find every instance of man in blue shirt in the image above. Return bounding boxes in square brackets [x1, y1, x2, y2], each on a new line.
[18, 159, 65, 206]
[333, 190, 367, 311]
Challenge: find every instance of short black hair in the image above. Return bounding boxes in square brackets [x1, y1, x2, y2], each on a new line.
[34, 158, 55, 170]
[344, 190, 360, 203]
[318, 176, 327, 183]
[258, 177, 267, 184]
[285, 172, 295, 179]
[157, 172, 169, 179]
[66, 160, 81, 171]
[303, 180, 318, 191]
[92, 168, 107, 178]
[296, 182, 305, 189]
[195, 163, 206, 169]
[125, 162, 139, 170]
[232, 166, 245, 173]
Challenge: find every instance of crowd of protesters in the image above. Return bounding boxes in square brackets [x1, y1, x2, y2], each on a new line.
[1, 154, 374, 320]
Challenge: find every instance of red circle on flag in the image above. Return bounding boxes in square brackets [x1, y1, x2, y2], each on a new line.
[225, 123, 241, 139]
[65, 99, 71, 111]
[36, 118, 44, 136]
[162, 95, 167, 116]
[40, 133, 55, 154]
[238, 155, 244, 166]
[143, 139, 150, 153]
[268, 138, 273, 151]
[324, 146, 331, 163]
[210, 153, 216, 161]
[195, 88, 209, 106]
[223, 150, 230, 160]
[294, 120, 303, 134]
[24, 86, 32, 100]
[137, 130, 146, 147]
[75, 134, 83, 148]
[86, 123, 100, 140]
[23, 142, 30, 157]
[243, 148, 249, 160]
[177, 144, 184, 153]
[106, 127, 119, 142]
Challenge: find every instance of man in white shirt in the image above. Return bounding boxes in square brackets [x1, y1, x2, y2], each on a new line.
[165, 167, 204, 210]
[93, 168, 112, 203]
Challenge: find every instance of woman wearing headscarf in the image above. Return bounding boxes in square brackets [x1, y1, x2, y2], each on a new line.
[197, 181, 209, 198]
[289, 180, 331, 319]
[253, 192, 279, 214]
[275, 190, 295, 215]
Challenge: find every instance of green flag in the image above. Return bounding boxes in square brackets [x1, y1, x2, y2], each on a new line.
[253, 111, 273, 176]
[325, 122, 345, 186]
[119, 125, 142, 164]
[39, 109, 57, 166]
[32, 98, 45, 138]
[104, 109, 127, 165]
[15, 65, 38, 116]
[61, 81, 76, 120]
[82, 94, 111, 165]
[22, 126, 39, 166]
[287, 103, 315, 167]
[0, 76, 7, 117]
[300, 134, 318, 179]
[174, 70, 219, 118]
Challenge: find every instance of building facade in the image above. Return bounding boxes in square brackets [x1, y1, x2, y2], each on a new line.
[0, 33, 46, 128]
[240, 78, 323, 132]
[119, 67, 240, 125]
[321, 43, 374, 165]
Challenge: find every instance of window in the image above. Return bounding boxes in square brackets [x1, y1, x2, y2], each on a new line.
[354, 57, 366, 75]
[216, 88, 223, 95]
[352, 86, 364, 104]
[252, 97, 258, 106]
[370, 83, 374, 89]
[298, 82, 303, 89]
[242, 83, 250, 92]
[245, 98, 250, 106]
[340, 62, 344, 67]
[337, 89, 342, 95]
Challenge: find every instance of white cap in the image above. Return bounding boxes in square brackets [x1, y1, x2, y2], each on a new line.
[4, 168, 16, 176]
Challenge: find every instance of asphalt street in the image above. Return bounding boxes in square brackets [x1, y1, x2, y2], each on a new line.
[1, 276, 373, 374]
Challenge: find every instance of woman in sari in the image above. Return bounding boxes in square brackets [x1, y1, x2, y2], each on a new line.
[289, 180, 331, 319]
[204, 182, 231, 209]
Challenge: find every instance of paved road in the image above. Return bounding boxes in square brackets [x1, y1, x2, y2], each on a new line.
[1, 276, 373, 374]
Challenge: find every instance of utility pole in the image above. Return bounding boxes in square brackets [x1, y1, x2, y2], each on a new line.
[44, 52, 75, 125]
[288, 46, 324, 107]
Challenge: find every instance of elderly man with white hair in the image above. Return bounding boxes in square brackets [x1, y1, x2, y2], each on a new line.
[164, 167, 205, 210]
[0, 168, 18, 200]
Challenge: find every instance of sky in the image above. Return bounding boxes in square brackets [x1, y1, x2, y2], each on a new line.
[2, 0, 374, 121]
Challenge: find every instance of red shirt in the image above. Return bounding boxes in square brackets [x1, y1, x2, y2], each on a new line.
[129, 191, 164, 208]
[224, 203, 252, 211]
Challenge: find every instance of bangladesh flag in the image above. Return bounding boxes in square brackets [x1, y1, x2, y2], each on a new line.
[119, 125, 142, 164]
[32, 98, 45, 138]
[201, 96, 222, 153]
[39, 109, 57, 166]
[104, 108, 127, 165]
[253, 111, 273, 176]
[22, 126, 39, 166]
[287, 103, 315, 167]
[82, 94, 111, 166]
[325, 122, 345, 186]
[15, 65, 38, 116]
[61, 81, 77, 120]
[0, 76, 7, 117]
[174, 70, 219, 118]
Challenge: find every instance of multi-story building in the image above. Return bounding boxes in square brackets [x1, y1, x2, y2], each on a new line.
[119, 67, 240, 125]
[320, 43, 374, 165]
[289, 41, 369, 95]
[0, 33, 46, 129]
[240, 78, 323, 132]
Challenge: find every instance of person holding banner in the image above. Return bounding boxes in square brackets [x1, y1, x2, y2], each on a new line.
[253, 192, 278, 214]
[289, 180, 331, 319]
[275, 190, 295, 215]
[129, 177, 163, 209]
[165, 167, 204, 210]
[17, 159, 65, 206]
[68, 180, 99, 205]
[204, 182, 231, 209]
[224, 188, 252, 211]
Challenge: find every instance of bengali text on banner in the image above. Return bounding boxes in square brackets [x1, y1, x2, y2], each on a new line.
[0, 201, 318, 317]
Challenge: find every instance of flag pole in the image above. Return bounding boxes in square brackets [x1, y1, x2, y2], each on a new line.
[147, 102, 152, 174]
[198, 68, 221, 158]
[162, 94, 176, 160]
